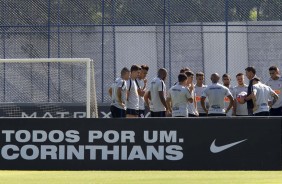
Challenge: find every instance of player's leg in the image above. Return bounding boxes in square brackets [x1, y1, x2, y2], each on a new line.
[138, 110, 145, 118]
[126, 108, 139, 118]
[110, 105, 117, 118]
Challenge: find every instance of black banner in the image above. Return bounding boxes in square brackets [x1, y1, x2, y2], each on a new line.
[0, 103, 149, 118]
[0, 103, 118, 118]
[0, 118, 280, 170]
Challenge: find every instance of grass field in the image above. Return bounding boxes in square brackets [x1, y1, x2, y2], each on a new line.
[0, 171, 282, 184]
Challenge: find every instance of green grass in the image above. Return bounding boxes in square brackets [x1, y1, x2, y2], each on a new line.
[0, 171, 282, 184]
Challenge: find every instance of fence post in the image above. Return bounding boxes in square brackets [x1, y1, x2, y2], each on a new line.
[163, 0, 166, 69]
[47, 0, 51, 102]
[112, 0, 116, 80]
[168, 0, 172, 86]
[2, 1, 7, 101]
[101, 0, 105, 103]
[225, 0, 229, 73]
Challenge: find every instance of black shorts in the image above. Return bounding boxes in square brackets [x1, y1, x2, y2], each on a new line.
[208, 113, 226, 117]
[138, 109, 145, 117]
[198, 113, 207, 117]
[254, 111, 270, 116]
[270, 107, 282, 116]
[150, 111, 166, 117]
[110, 105, 126, 118]
[126, 108, 139, 116]
[188, 114, 198, 117]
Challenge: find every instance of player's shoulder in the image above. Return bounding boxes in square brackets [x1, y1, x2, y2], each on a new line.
[136, 78, 142, 82]
[115, 77, 121, 82]
[253, 82, 263, 89]
[229, 85, 235, 90]
[115, 77, 123, 84]
[199, 84, 208, 88]
[150, 77, 158, 84]
[153, 77, 163, 83]
[217, 83, 228, 90]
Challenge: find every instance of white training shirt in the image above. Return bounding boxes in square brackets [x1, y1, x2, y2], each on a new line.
[111, 78, 127, 110]
[224, 86, 234, 117]
[202, 83, 233, 114]
[187, 88, 198, 115]
[266, 77, 282, 109]
[233, 84, 248, 116]
[126, 79, 139, 110]
[149, 77, 166, 112]
[252, 82, 276, 114]
[136, 78, 145, 110]
[194, 84, 208, 114]
[167, 84, 191, 117]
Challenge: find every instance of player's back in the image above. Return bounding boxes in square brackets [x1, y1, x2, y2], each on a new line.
[126, 79, 139, 110]
[224, 86, 234, 116]
[203, 83, 231, 114]
[149, 77, 166, 112]
[252, 82, 273, 113]
[168, 84, 191, 117]
[111, 78, 127, 109]
[266, 77, 282, 109]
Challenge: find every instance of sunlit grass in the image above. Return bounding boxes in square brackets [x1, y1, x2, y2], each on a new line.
[0, 171, 282, 184]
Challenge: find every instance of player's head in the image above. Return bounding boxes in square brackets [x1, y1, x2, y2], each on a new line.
[121, 67, 130, 80]
[236, 73, 245, 86]
[185, 71, 194, 84]
[222, 73, 231, 86]
[269, 66, 280, 80]
[130, 65, 141, 79]
[140, 65, 149, 79]
[179, 67, 190, 74]
[178, 73, 188, 85]
[245, 66, 256, 80]
[211, 73, 220, 83]
[158, 68, 167, 81]
[196, 72, 204, 84]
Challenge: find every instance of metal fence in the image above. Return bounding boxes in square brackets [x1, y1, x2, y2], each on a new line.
[0, 0, 282, 104]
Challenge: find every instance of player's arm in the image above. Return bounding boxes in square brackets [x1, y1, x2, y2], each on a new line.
[142, 78, 147, 90]
[108, 87, 112, 97]
[187, 97, 193, 103]
[245, 89, 255, 101]
[126, 89, 129, 101]
[232, 98, 237, 115]
[193, 94, 197, 107]
[117, 87, 125, 108]
[166, 96, 172, 113]
[226, 95, 234, 114]
[244, 95, 252, 101]
[270, 88, 279, 105]
[137, 88, 145, 97]
[186, 89, 194, 104]
[144, 91, 151, 107]
[159, 91, 168, 110]
[200, 96, 208, 114]
[193, 95, 199, 116]
[249, 88, 257, 106]
[188, 85, 194, 94]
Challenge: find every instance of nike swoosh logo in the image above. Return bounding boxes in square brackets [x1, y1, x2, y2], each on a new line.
[210, 139, 247, 153]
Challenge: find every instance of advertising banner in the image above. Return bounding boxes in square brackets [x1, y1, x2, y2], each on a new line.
[0, 118, 280, 170]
